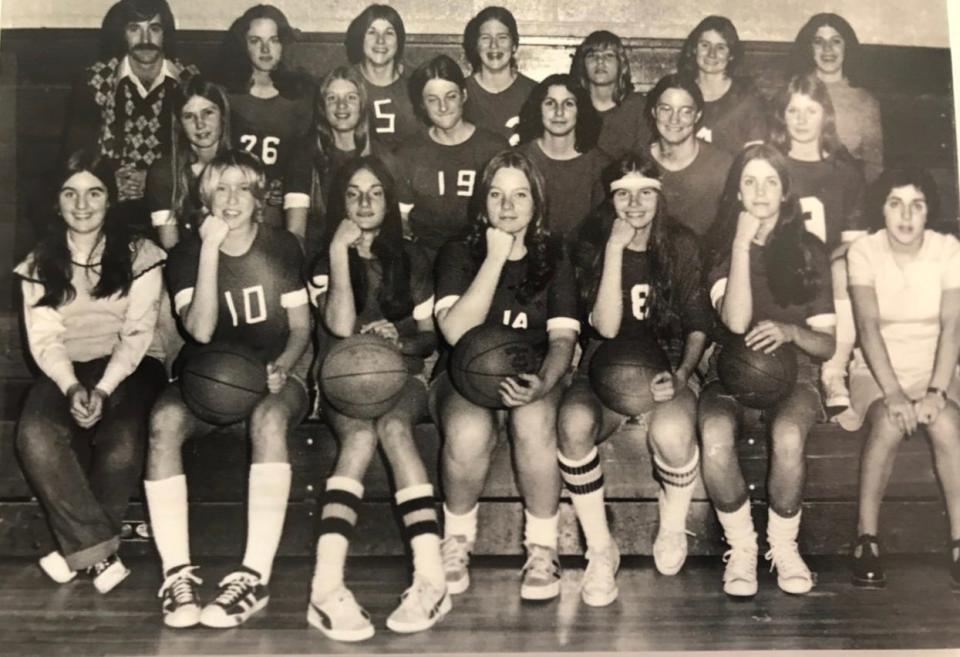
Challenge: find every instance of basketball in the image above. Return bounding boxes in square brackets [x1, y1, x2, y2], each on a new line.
[319, 335, 409, 419]
[717, 334, 798, 409]
[449, 324, 546, 409]
[179, 343, 268, 425]
[588, 335, 671, 416]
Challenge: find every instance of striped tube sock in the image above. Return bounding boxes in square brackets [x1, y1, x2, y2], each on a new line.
[310, 476, 363, 600]
[396, 484, 444, 589]
[654, 447, 700, 533]
[558, 448, 611, 551]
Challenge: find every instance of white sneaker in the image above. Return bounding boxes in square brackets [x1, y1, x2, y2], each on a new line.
[822, 370, 850, 413]
[158, 565, 203, 628]
[386, 576, 452, 634]
[581, 542, 620, 607]
[441, 535, 473, 595]
[722, 543, 758, 597]
[200, 567, 269, 628]
[90, 554, 130, 594]
[654, 527, 692, 576]
[38, 551, 76, 584]
[307, 586, 375, 642]
[766, 541, 814, 594]
[520, 543, 561, 601]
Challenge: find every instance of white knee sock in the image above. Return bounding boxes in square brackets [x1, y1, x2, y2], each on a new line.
[144, 475, 191, 575]
[242, 462, 291, 584]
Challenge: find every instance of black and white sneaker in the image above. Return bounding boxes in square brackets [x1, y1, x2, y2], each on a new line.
[200, 566, 269, 628]
[159, 564, 203, 628]
[89, 554, 130, 594]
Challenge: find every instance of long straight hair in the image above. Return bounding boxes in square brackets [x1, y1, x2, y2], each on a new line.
[168, 77, 232, 229]
[769, 73, 849, 162]
[570, 31, 633, 105]
[705, 143, 821, 306]
[574, 152, 688, 339]
[322, 156, 413, 321]
[29, 150, 135, 308]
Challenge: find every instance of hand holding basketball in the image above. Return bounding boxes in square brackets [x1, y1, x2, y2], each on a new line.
[266, 361, 288, 394]
[500, 372, 545, 407]
[332, 219, 363, 250]
[200, 214, 229, 246]
[360, 319, 400, 345]
[608, 218, 637, 250]
[485, 226, 514, 263]
[745, 320, 795, 354]
[650, 370, 677, 403]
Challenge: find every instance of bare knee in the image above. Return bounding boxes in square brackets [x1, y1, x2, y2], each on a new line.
[149, 400, 190, 454]
[557, 403, 598, 456]
[249, 400, 292, 460]
[770, 422, 806, 466]
[700, 414, 737, 461]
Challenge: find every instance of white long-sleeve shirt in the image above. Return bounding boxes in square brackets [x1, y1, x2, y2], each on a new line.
[14, 238, 167, 395]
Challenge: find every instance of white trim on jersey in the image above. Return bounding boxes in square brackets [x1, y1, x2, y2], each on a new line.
[308, 275, 328, 306]
[413, 295, 435, 321]
[547, 317, 581, 333]
[806, 313, 837, 329]
[151, 209, 173, 227]
[710, 278, 727, 311]
[283, 192, 310, 210]
[174, 287, 194, 314]
[281, 288, 309, 308]
[434, 294, 460, 316]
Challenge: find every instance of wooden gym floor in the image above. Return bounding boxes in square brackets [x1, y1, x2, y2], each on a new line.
[1, 554, 959, 656]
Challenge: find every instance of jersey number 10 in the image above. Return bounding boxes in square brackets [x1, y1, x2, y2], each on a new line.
[224, 286, 268, 327]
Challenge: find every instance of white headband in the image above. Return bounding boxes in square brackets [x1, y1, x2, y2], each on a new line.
[609, 172, 662, 193]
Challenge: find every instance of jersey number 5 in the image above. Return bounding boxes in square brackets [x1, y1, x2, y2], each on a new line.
[224, 286, 268, 326]
[373, 99, 396, 133]
[239, 135, 280, 165]
[437, 170, 476, 197]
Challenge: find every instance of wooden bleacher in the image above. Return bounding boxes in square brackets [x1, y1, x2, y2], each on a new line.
[0, 30, 956, 558]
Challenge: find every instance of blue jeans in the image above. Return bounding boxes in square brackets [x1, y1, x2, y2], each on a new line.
[16, 356, 166, 570]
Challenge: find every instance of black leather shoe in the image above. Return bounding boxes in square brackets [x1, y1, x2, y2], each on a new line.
[949, 539, 960, 593]
[851, 534, 886, 589]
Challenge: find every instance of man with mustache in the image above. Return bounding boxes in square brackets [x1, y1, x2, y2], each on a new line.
[63, 0, 197, 228]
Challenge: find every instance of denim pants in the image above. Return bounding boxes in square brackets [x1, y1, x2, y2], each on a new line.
[16, 356, 166, 570]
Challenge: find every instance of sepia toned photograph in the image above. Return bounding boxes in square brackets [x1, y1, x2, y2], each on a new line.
[0, 0, 958, 654]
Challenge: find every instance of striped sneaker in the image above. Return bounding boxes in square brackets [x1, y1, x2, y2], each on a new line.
[520, 543, 561, 601]
[200, 567, 269, 628]
[386, 576, 452, 634]
[159, 564, 203, 628]
[307, 586, 375, 642]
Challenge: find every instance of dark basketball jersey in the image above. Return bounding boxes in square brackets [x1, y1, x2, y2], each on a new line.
[434, 239, 580, 339]
[599, 91, 651, 160]
[519, 142, 610, 239]
[785, 155, 866, 250]
[310, 240, 434, 374]
[655, 140, 733, 237]
[146, 157, 204, 239]
[578, 226, 714, 368]
[393, 129, 508, 256]
[359, 67, 423, 153]
[229, 92, 313, 219]
[463, 74, 538, 147]
[167, 225, 308, 364]
[707, 235, 835, 377]
[696, 77, 768, 155]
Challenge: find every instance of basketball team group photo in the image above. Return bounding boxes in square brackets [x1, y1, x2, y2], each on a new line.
[0, 0, 959, 654]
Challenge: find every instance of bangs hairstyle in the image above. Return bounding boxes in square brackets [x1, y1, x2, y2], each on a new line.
[677, 15, 743, 78]
[570, 30, 633, 105]
[28, 150, 136, 308]
[574, 152, 691, 340]
[344, 4, 406, 69]
[198, 149, 267, 212]
[218, 4, 311, 99]
[867, 166, 949, 234]
[462, 6, 519, 73]
[100, 0, 177, 59]
[645, 73, 704, 136]
[322, 156, 414, 321]
[517, 73, 601, 153]
[168, 77, 232, 226]
[465, 149, 558, 303]
[791, 13, 864, 86]
[769, 73, 847, 161]
[408, 55, 467, 124]
[705, 143, 821, 306]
